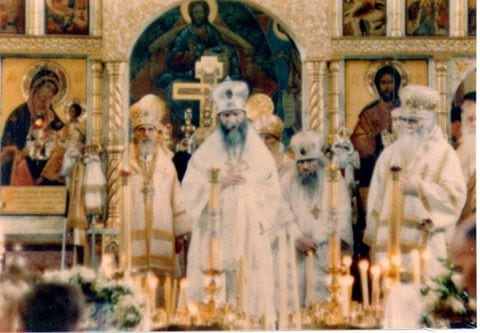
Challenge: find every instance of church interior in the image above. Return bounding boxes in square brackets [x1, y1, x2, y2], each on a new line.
[0, 0, 476, 330]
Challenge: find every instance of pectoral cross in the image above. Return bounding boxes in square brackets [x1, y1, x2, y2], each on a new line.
[311, 205, 321, 220]
[172, 55, 224, 128]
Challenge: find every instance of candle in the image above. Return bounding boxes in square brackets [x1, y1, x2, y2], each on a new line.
[339, 275, 354, 318]
[370, 265, 381, 311]
[390, 254, 401, 284]
[328, 163, 338, 210]
[410, 249, 421, 285]
[146, 271, 159, 311]
[122, 168, 132, 272]
[379, 257, 390, 297]
[237, 256, 245, 311]
[342, 255, 352, 273]
[171, 278, 179, 314]
[420, 250, 430, 284]
[164, 276, 172, 315]
[178, 278, 188, 310]
[306, 250, 315, 305]
[358, 259, 370, 309]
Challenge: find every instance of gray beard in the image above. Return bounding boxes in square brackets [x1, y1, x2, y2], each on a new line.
[397, 132, 424, 163]
[297, 170, 320, 197]
[220, 120, 248, 153]
[138, 137, 156, 161]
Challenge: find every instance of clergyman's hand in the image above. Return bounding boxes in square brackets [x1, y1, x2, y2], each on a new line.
[220, 172, 245, 188]
[401, 177, 418, 196]
[296, 236, 317, 255]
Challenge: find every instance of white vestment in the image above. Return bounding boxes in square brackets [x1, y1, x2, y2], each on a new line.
[128, 143, 191, 274]
[364, 126, 466, 276]
[276, 168, 353, 305]
[182, 126, 280, 325]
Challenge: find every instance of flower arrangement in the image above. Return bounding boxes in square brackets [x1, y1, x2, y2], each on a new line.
[42, 266, 144, 330]
[420, 258, 476, 328]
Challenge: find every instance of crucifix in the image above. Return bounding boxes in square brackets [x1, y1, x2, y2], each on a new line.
[172, 55, 224, 128]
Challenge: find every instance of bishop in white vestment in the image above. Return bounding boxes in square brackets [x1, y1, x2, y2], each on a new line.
[364, 85, 466, 277]
[277, 130, 352, 305]
[128, 94, 191, 274]
[182, 78, 280, 326]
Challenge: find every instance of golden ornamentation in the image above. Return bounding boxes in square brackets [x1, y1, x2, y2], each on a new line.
[435, 60, 448, 135]
[328, 61, 340, 138]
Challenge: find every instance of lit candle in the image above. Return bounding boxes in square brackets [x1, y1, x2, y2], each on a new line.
[410, 249, 421, 285]
[370, 265, 381, 311]
[122, 166, 132, 272]
[358, 259, 370, 309]
[389, 167, 403, 260]
[306, 250, 315, 304]
[342, 255, 352, 273]
[339, 275, 354, 318]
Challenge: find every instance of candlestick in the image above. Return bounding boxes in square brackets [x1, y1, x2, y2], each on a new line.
[306, 250, 315, 305]
[389, 166, 403, 260]
[370, 265, 381, 312]
[328, 163, 338, 211]
[410, 249, 421, 285]
[359, 259, 370, 310]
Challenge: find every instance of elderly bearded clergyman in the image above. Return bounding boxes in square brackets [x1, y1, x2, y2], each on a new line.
[182, 78, 280, 327]
[364, 85, 466, 276]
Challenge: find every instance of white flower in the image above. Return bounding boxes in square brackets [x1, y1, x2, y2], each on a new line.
[446, 295, 466, 314]
[451, 273, 464, 288]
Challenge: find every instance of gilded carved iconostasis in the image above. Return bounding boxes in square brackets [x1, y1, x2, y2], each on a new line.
[0, 0, 476, 269]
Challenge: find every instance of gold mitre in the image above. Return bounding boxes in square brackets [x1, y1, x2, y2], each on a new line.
[211, 77, 249, 114]
[129, 94, 167, 129]
[246, 93, 274, 121]
[253, 114, 284, 140]
[400, 85, 439, 118]
[290, 130, 324, 161]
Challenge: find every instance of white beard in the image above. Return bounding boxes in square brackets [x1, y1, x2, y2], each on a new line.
[397, 131, 424, 165]
[138, 138, 156, 162]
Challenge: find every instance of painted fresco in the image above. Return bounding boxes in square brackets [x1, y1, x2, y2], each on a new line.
[343, 0, 386, 36]
[0, 0, 25, 34]
[406, 0, 449, 36]
[130, 0, 302, 142]
[45, 0, 89, 35]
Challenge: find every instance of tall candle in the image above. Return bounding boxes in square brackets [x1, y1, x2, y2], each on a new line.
[122, 169, 132, 272]
[370, 265, 381, 311]
[342, 255, 352, 273]
[410, 249, 421, 285]
[146, 272, 159, 313]
[179, 278, 187, 309]
[164, 276, 172, 315]
[420, 250, 430, 284]
[379, 257, 390, 298]
[237, 256, 245, 311]
[171, 278, 179, 314]
[359, 259, 370, 309]
[208, 235, 219, 270]
[306, 250, 315, 305]
[339, 275, 354, 318]
[328, 163, 338, 210]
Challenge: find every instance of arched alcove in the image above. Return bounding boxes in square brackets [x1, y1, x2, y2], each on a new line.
[129, 0, 302, 143]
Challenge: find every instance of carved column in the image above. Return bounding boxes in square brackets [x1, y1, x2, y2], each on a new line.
[390, 0, 402, 37]
[453, 0, 466, 37]
[328, 61, 341, 145]
[104, 62, 127, 254]
[90, 60, 104, 147]
[26, 0, 41, 35]
[434, 59, 448, 136]
[92, 0, 103, 36]
[307, 61, 327, 138]
[330, 0, 341, 37]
